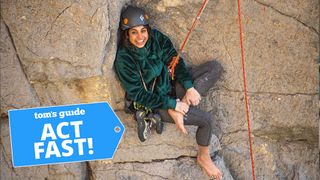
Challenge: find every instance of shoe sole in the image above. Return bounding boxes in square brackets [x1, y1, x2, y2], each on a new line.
[152, 114, 163, 134]
[136, 111, 148, 142]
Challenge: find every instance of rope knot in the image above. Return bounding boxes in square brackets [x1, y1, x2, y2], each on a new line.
[168, 56, 180, 80]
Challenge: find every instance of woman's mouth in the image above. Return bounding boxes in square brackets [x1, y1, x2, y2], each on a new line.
[135, 39, 145, 47]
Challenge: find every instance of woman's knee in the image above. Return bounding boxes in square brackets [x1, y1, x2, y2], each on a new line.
[206, 60, 224, 76]
[205, 113, 214, 129]
[197, 112, 214, 129]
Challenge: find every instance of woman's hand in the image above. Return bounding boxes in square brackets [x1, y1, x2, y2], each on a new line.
[168, 109, 188, 134]
[175, 99, 189, 115]
[182, 87, 201, 106]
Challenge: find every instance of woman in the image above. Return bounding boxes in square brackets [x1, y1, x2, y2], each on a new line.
[114, 6, 223, 179]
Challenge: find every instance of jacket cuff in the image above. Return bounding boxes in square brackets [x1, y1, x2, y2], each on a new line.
[166, 98, 177, 109]
[183, 80, 194, 90]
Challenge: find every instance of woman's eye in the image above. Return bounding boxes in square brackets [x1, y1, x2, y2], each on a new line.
[131, 31, 137, 35]
[141, 29, 147, 33]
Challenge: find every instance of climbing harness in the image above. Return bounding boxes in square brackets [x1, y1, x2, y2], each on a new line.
[237, 0, 256, 179]
[168, 0, 209, 80]
[123, 69, 163, 142]
[124, 70, 156, 114]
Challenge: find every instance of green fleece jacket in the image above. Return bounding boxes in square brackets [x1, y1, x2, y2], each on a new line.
[114, 29, 193, 110]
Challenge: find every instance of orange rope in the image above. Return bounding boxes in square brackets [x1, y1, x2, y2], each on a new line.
[168, 0, 209, 80]
[168, 0, 256, 178]
[237, 0, 256, 179]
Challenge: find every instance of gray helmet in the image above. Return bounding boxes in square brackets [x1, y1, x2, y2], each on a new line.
[121, 6, 149, 30]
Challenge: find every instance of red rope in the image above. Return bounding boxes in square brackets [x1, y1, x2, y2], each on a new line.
[237, 0, 256, 180]
[168, 0, 209, 80]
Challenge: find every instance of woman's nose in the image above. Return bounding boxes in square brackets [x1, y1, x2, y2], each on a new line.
[137, 32, 143, 39]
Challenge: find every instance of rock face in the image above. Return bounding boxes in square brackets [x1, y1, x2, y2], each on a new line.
[1, 0, 318, 180]
[0, 19, 40, 117]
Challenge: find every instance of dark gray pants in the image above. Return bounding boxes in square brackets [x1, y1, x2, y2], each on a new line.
[158, 61, 223, 146]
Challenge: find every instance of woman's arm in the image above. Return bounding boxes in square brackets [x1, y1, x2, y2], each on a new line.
[154, 29, 194, 90]
[154, 29, 202, 106]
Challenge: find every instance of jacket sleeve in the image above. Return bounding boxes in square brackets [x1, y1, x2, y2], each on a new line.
[154, 29, 194, 90]
[115, 53, 177, 110]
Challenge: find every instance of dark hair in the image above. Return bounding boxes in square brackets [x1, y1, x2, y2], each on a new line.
[120, 25, 153, 47]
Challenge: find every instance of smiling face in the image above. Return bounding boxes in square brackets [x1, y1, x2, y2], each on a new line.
[128, 25, 149, 48]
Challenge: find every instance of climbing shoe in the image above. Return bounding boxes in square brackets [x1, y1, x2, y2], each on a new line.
[148, 113, 163, 134]
[135, 110, 151, 142]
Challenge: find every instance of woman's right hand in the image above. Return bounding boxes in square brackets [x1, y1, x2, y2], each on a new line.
[175, 99, 189, 115]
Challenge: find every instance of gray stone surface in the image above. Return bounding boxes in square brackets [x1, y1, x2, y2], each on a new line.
[0, 19, 40, 117]
[240, 0, 318, 94]
[90, 156, 233, 180]
[29, 70, 125, 111]
[204, 90, 318, 136]
[0, 0, 126, 82]
[253, 0, 319, 33]
[222, 131, 319, 179]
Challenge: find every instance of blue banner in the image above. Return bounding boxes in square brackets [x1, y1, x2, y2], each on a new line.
[8, 102, 125, 167]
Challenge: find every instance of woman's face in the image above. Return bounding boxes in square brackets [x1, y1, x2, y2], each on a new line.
[128, 25, 149, 48]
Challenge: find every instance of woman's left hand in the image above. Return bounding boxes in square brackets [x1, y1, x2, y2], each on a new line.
[182, 87, 201, 106]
